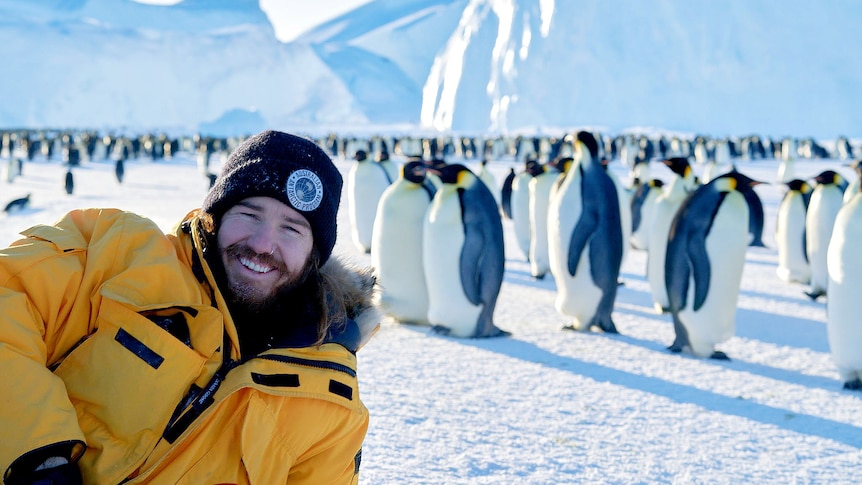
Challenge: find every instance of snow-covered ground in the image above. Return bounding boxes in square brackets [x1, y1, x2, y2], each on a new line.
[1, 144, 860, 484]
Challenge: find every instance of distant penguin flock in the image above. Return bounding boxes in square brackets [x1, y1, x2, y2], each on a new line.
[3, 128, 862, 390]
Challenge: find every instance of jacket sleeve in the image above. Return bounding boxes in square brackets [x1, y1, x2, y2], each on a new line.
[0, 209, 126, 481]
[242, 394, 369, 485]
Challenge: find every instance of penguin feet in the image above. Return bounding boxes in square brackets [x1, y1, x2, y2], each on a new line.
[532, 273, 545, 280]
[666, 344, 683, 354]
[475, 326, 511, 338]
[653, 304, 671, 315]
[842, 379, 862, 391]
[430, 325, 451, 336]
[709, 350, 730, 361]
[804, 289, 826, 301]
[590, 315, 619, 334]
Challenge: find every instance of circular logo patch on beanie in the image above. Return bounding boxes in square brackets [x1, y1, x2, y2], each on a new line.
[286, 169, 324, 212]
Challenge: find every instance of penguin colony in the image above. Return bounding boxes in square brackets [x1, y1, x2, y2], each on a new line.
[2, 128, 861, 388]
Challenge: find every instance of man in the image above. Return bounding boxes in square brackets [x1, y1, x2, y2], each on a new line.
[0, 130, 379, 484]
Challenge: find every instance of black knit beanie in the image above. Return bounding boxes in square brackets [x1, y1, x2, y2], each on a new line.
[202, 130, 342, 264]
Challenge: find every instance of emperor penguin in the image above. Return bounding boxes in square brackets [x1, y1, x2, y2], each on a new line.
[547, 131, 624, 333]
[64, 168, 74, 195]
[511, 158, 542, 261]
[500, 167, 516, 219]
[372, 161, 435, 325]
[777, 138, 797, 184]
[827, 163, 862, 389]
[804, 170, 848, 300]
[423, 163, 509, 338]
[374, 150, 400, 183]
[630, 179, 664, 251]
[347, 149, 393, 253]
[115, 158, 125, 184]
[528, 161, 561, 279]
[647, 157, 697, 313]
[776, 179, 813, 284]
[665, 170, 763, 359]
[692, 136, 710, 165]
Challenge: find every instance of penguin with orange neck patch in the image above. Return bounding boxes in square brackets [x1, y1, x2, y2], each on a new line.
[665, 170, 763, 359]
[423, 163, 509, 338]
[547, 130, 623, 334]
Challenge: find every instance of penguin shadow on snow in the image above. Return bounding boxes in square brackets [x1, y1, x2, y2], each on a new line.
[732, 306, 829, 353]
[604, 324, 841, 393]
[450, 335, 862, 449]
[502, 261, 557, 291]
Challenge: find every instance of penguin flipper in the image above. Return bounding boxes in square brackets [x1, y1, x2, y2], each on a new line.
[458, 189, 505, 308]
[567, 209, 598, 276]
[688, 234, 711, 312]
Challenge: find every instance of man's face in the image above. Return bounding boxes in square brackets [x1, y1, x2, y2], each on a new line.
[217, 196, 314, 308]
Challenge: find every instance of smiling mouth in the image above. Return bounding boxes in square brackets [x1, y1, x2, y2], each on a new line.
[239, 256, 275, 274]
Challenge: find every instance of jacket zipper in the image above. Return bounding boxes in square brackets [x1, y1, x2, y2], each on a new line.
[258, 353, 357, 378]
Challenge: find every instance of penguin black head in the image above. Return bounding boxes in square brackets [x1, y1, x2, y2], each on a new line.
[785, 179, 811, 193]
[715, 170, 763, 193]
[575, 131, 600, 161]
[429, 163, 474, 185]
[353, 150, 368, 162]
[401, 160, 427, 185]
[813, 170, 841, 186]
[661, 157, 691, 178]
[376, 150, 390, 162]
[649, 179, 665, 189]
[556, 156, 576, 173]
[428, 158, 448, 170]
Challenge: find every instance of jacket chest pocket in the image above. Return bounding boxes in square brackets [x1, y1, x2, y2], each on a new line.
[53, 298, 220, 472]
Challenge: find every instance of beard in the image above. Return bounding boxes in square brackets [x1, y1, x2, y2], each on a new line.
[221, 243, 314, 313]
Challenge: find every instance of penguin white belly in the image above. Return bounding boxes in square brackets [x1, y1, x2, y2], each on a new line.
[423, 194, 481, 337]
[372, 181, 430, 324]
[348, 163, 390, 253]
[806, 187, 843, 294]
[610, 170, 632, 265]
[827, 194, 862, 381]
[529, 174, 556, 278]
[678, 194, 748, 357]
[647, 194, 685, 312]
[630, 189, 660, 251]
[511, 174, 532, 260]
[547, 172, 603, 327]
[775, 194, 810, 283]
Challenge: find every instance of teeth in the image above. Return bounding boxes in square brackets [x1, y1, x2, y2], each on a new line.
[239, 256, 273, 274]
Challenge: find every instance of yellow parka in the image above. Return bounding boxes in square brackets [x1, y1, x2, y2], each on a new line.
[0, 208, 373, 484]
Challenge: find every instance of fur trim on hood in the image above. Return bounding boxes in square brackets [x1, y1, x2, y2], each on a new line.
[321, 256, 382, 351]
